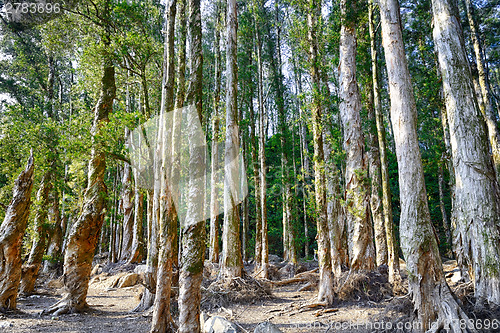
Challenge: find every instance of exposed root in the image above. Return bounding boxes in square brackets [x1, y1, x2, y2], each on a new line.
[271, 268, 319, 287]
[202, 274, 272, 311]
[41, 297, 88, 316]
[337, 270, 393, 303]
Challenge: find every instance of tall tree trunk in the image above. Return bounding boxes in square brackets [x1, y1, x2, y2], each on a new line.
[120, 158, 134, 261]
[178, 0, 206, 331]
[432, 0, 500, 308]
[379, 0, 471, 329]
[45, 38, 116, 313]
[464, 0, 500, 179]
[221, 0, 243, 279]
[307, 0, 334, 305]
[209, 0, 222, 264]
[339, 0, 375, 272]
[0, 153, 34, 311]
[253, 0, 268, 278]
[369, 0, 400, 284]
[151, 1, 178, 331]
[20, 170, 52, 295]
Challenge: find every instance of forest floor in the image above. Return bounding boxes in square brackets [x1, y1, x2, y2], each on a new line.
[0, 259, 469, 333]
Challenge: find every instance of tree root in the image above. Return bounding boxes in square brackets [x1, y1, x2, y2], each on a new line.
[41, 297, 88, 316]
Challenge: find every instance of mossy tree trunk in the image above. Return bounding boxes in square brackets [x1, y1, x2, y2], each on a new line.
[0, 153, 34, 311]
[339, 0, 375, 272]
[379, 0, 471, 330]
[221, 0, 243, 279]
[369, 0, 400, 284]
[178, 0, 206, 331]
[307, 0, 334, 306]
[150, 0, 178, 331]
[432, 0, 500, 308]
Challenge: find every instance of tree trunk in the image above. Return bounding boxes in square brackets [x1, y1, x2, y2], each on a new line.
[339, 0, 375, 272]
[221, 0, 243, 279]
[128, 183, 144, 264]
[0, 153, 34, 311]
[120, 158, 134, 261]
[464, 0, 500, 180]
[20, 170, 52, 295]
[178, 0, 206, 331]
[379, 0, 471, 330]
[45, 37, 116, 314]
[150, 1, 178, 332]
[209, 0, 222, 264]
[43, 188, 63, 273]
[369, 0, 401, 284]
[432, 0, 500, 308]
[307, 0, 334, 305]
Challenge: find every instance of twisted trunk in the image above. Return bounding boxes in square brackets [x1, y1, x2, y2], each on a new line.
[0, 153, 34, 311]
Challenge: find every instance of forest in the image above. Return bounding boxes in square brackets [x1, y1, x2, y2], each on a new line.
[0, 0, 500, 332]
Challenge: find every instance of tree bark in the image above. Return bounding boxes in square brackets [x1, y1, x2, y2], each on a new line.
[209, 0, 222, 264]
[307, 0, 334, 306]
[432, 0, 500, 308]
[0, 153, 34, 311]
[339, 0, 375, 272]
[120, 158, 134, 261]
[45, 34, 116, 314]
[20, 170, 52, 295]
[379, 0, 471, 330]
[150, 1, 178, 331]
[178, 0, 206, 331]
[43, 188, 63, 273]
[369, 0, 401, 284]
[464, 0, 500, 180]
[221, 0, 243, 279]
[127, 183, 144, 264]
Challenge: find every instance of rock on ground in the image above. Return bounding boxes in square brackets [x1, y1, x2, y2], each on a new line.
[254, 322, 283, 333]
[204, 316, 239, 333]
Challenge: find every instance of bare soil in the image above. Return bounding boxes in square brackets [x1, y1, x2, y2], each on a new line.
[0, 259, 479, 333]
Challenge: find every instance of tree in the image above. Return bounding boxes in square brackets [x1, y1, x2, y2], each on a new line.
[0, 153, 34, 311]
[339, 0, 375, 272]
[178, 0, 206, 330]
[379, 0, 471, 329]
[368, 0, 400, 283]
[150, 0, 178, 331]
[221, 0, 243, 279]
[432, 0, 500, 307]
[45, 14, 116, 314]
[307, 0, 334, 306]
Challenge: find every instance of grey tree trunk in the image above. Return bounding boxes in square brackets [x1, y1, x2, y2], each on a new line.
[0, 153, 34, 311]
[339, 0, 375, 272]
[120, 159, 134, 261]
[308, 0, 334, 306]
[464, 0, 500, 179]
[379, 0, 471, 330]
[221, 0, 243, 279]
[178, 0, 206, 331]
[369, 0, 400, 285]
[150, 0, 178, 332]
[432, 0, 500, 307]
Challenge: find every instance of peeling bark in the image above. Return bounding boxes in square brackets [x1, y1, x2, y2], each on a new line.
[432, 0, 500, 308]
[379, 0, 471, 329]
[45, 37, 115, 315]
[0, 153, 34, 311]
[339, 0, 375, 272]
[20, 170, 52, 295]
